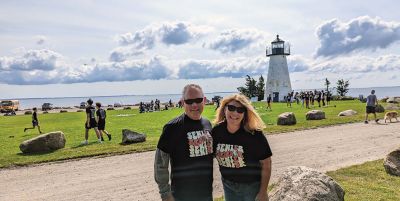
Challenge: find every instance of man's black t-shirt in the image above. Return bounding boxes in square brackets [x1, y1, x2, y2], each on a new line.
[96, 109, 106, 122]
[86, 106, 96, 120]
[212, 122, 272, 183]
[157, 114, 213, 198]
[32, 112, 38, 122]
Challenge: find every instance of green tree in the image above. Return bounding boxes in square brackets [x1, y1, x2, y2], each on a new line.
[324, 78, 331, 92]
[256, 75, 265, 101]
[237, 75, 257, 98]
[336, 79, 350, 97]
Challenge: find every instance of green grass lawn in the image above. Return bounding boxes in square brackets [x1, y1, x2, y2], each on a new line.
[0, 100, 396, 168]
[328, 159, 400, 201]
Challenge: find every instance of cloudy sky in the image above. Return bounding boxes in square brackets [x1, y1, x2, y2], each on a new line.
[1, 0, 400, 98]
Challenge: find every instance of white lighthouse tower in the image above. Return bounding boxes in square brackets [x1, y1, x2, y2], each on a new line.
[265, 35, 292, 102]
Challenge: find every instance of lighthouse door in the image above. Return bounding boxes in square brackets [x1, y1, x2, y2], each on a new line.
[273, 92, 279, 102]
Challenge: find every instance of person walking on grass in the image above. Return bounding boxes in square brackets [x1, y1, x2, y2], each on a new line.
[24, 107, 43, 134]
[154, 84, 214, 201]
[365, 90, 379, 124]
[266, 94, 272, 111]
[96, 102, 111, 141]
[81, 99, 102, 145]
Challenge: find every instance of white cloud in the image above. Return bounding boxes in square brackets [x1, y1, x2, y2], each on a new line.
[0, 49, 63, 71]
[204, 29, 266, 53]
[315, 16, 400, 57]
[178, 56, 268, 79]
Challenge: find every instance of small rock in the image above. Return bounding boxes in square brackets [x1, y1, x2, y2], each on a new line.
[306, 110, 325, 120]
[383, 148, 400, 176]
[122, 129, 146, 144]
[277, 112, 297, 125]
[338, 109, 357, 116]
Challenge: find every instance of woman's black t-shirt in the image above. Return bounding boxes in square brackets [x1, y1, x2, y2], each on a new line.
[212, 122, 272, 183]
[157, 114, 214, 198]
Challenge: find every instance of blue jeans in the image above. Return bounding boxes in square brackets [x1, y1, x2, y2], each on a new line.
[222, 178, 260, 201]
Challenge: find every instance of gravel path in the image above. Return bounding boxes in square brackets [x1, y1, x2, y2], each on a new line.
[1, 122, 399, 201]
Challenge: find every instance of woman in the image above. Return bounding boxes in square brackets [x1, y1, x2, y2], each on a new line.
[212, 94, 272, 201]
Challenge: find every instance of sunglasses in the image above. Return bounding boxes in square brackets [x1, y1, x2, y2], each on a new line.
[184, 98, 204, 105]
[226, 105, 246, 113]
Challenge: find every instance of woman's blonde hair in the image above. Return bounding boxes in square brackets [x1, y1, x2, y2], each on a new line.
[213, 93, 266, 133]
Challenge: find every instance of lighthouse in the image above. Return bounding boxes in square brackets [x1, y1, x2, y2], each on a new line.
[265, 35, 292, 102]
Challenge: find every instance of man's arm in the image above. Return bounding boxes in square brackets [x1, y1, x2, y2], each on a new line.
[154, 148, 174, 201]
[256, 157, 272, 201]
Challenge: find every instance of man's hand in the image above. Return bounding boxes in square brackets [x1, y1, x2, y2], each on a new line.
[255, 191, 269, 201]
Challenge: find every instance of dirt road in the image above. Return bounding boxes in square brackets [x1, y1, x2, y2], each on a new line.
[1, 122, 399, 201]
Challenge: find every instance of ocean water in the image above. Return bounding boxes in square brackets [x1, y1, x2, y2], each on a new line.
[7, 86, 400, 110]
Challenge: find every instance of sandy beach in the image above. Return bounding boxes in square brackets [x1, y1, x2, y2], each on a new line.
[0, 122, 399, 201]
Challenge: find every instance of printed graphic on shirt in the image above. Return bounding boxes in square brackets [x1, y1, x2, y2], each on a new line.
[216, 143, 246, 168]
[187, 130, 213, 157]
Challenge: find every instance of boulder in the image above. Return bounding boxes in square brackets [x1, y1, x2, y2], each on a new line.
[383, 148, 400, 176]
[107, 108, 115, 110]
[24, 111, 32, 115]
[277, 112, 297, 125]
[19, 131, 66, 153]
[123, 107, 132, 110]
[384, 103, 400, 110]
[338, 109, 357, 116]
[306, 110, 325, 120]
[60, 110, 68, 113]
[122, 129, 146, 144]
[386, 97, 400, 103]
[76, 110, 83, 112]
[375, 105, 385, 113]
[270, 166, 345, 201]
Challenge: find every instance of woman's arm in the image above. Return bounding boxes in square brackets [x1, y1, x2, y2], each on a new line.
[256, 157, 272, 201]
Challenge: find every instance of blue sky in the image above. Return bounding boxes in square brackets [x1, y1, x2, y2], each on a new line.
[1, 0, 400, 98]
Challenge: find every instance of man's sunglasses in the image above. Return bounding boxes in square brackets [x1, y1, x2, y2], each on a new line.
[184, 98, 204, 105]
[226, 105, 246, 113]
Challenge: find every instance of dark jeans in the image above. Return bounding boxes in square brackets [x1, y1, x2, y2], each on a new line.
[174, 195, 213, 201]
[222, 178, 260, 201]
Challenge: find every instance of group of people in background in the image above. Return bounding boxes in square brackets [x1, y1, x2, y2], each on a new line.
[266, 89, 333, 111]
[154, 84, 272, 201]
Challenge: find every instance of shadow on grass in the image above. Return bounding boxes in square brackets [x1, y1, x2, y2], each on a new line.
[16, 150, 56, 156]
[71, 141, 101, 149]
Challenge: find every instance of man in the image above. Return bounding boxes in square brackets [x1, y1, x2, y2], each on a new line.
[365, 90, 379, 124]
[154, 84, 214, 201]
[95, 102, 111, 141]
[81, 99, 102, 145]
[24, 107, 43, 134]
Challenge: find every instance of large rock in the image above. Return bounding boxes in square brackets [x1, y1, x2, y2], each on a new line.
[19, 131, 66, 153]
[383, 148, 400, 176]
[122, 129, 146, 144]
[338, 109, 357, 116]
[270, 166, 345, 201]
[277, 112, 297, 125]
[386, 97, 400, 103]
[375, 105, 385, 113]
[385, 103, 400, 110]
[306, 110, 325, 120]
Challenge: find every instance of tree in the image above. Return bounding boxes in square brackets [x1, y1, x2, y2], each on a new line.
[324, 78, 330, 92]
[237, 75, 257, 98]
[256, 75, 265, 101]
[336, 79, 350, 97]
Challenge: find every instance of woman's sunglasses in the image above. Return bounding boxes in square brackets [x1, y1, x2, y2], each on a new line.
[184, 98, 203, 104]
[226, 105, 246, 113]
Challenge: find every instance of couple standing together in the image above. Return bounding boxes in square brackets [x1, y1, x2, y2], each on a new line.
[154, 84, 273, 201]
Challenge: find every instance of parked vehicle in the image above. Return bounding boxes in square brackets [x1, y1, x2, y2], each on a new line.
[0, 100, 19, 113]
[80, 102, 86, 109]
[42, 103, 53, 111]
